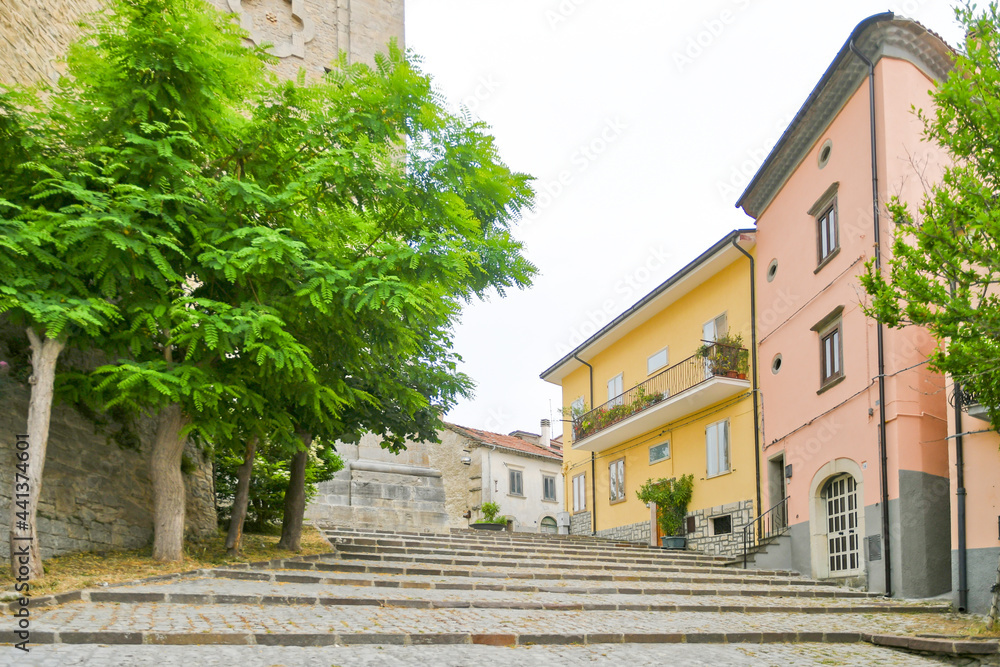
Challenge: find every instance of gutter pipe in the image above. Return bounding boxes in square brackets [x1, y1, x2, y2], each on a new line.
[574, 353, 597, 536]
[731, 237, 763, 535]
[849, 37, 893, 598]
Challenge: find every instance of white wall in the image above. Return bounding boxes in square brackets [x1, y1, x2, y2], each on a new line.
[479, 448, 563, 532]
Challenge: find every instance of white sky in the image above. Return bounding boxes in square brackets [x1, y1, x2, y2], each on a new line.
[404, 0, 965, 437]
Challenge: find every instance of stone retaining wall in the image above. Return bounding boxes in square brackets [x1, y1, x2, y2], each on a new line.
[0, 385, 216, 561]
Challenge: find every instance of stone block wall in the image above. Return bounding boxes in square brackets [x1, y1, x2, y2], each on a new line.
[569, 511, 591, 536]
[0, 0, 405, 88]
[686, 499, 755, 557]
[596, 519, 651, 544]
[0, 386, 216, 561]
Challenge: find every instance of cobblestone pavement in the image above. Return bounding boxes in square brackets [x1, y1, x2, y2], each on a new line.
[3, 528, 985, 665]
[28, 602, 970, 635]
[6, 643, 963, 667]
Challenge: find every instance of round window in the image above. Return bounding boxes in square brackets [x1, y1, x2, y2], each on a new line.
[818, 139, 833, 169]
[766, 259, 778, 283]
[771, 354, 783, 375]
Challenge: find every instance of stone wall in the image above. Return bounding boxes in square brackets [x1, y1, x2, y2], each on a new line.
[0, 0, 405, 87]
[0, 385, 216, 561]
[569, 511, 590, 536]
[595, 519, 651, 545]
[686, 499, 755, 557]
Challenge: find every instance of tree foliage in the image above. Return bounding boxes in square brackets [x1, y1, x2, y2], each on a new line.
[862, 3, 1000, 431]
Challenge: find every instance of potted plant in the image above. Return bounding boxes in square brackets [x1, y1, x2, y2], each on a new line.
[636, 474, 694, 549]
[697, 331, 746, 378]
[471, 501, 507, 531]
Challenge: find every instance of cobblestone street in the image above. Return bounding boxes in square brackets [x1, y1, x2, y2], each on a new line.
[3, 528, 992, 666]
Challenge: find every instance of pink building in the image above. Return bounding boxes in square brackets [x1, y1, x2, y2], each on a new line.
[736, 14, 957, 599]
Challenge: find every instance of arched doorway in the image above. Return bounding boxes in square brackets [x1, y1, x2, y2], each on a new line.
[540, 516, 558, 534]
[822, 473, 860, 574]
[808, 459, 865, 581]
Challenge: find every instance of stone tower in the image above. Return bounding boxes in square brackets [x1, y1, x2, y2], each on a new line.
[0, 0, 404, 86]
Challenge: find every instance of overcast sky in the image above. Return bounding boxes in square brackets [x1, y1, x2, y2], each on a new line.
[404, 1, 965, 437]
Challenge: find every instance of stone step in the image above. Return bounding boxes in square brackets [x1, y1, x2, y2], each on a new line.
[208, 567, 881, 599]
[91, 578, 945, 613]
[322, 531, 732, 563]
[325, 532, 729, 558]
[326, 549, 809, 580]
[264, 559, 870, 592]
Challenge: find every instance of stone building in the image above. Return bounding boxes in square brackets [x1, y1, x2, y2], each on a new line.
[307, 421, 565, 534]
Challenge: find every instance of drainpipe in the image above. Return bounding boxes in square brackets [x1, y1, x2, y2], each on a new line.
[849, 38, 893, 598]
[731, 236, 762, 536]
[574, 353, 597, 536]
[954, 381, 968, 611]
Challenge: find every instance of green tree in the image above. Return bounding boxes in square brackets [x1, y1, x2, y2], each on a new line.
[860, 3, 1000, 626]
[31, 0, 534, 565]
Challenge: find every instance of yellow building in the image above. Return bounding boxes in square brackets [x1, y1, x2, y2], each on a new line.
[540, 230, 759, 556]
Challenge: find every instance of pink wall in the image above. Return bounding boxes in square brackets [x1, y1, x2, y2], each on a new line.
[755, 56, 949, 522]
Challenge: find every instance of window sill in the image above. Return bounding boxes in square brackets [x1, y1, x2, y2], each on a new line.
[507, 493, 525, 498]
[705, 469, 733, 480]
[542, 498, 558, 504]
[572, 509, 587, 515]
[817, 374, 846, 395]
[814, 246, 841, 274]
[649, 458, 670, 465]
[609, 497, 626, 505]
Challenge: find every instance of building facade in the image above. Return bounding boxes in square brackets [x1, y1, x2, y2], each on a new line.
[541, 230, 759, 557]
[736, 14, 954, 598]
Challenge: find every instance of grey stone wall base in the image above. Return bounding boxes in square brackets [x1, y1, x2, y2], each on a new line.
[595, 520, 650, 544]
[685, 499, 754, 558]
[569, 512, 592, 536]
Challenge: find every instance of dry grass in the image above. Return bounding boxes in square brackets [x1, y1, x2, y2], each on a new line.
[0, 526, 331, 597]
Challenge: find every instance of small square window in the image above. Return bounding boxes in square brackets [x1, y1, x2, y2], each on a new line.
[647, 347, 669, 375]
[543, 475, 557, 501]
[509, 469, 523, 496]
[609, 458, 625, 503]
[711, 515, 732, 535]
[649, 441, 670, 464]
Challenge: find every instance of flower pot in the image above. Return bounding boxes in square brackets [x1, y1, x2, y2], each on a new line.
[471, 523, 505, 531]
[660, 535, 687, 550]
[725, 370, 739, 378]
[737, 372, 747, 380]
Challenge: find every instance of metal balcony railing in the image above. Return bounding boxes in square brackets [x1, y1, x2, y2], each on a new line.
[572, 342, 748, 442]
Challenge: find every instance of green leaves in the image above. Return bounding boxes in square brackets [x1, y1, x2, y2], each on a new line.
[862, 3, 1000, 430]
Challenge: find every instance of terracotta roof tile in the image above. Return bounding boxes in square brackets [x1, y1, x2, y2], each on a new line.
[445, 423, 562, 461]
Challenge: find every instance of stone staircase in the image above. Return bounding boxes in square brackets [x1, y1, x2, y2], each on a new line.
[13, 525, 990, 666]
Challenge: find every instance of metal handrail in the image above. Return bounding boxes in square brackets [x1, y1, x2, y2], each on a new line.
[572, 342, 749, 442]
[742, 496, 789, 568]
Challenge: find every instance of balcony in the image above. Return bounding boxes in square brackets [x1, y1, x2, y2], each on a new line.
[572, 343, 751, 453]
[956, 385, 993, 423]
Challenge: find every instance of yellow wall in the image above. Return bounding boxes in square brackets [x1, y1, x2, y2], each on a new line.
[560, 254, 757, 532]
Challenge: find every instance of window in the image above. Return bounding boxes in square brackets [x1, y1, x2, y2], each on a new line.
[572, 473, 586, 512]
[543, 475, 557, 501]
[820, 324, 843, 386]
[647, 347, 669, 375]
[649, 441, 670, 464]
[609, 458, 625, 503]
[706, 419, 731, 477]
[702, 313, 728, 343]
[711, 515, 732, 535]
[607, 373, 623, 406]
[817, 204, 838, 264]
[571, 396, 585, 414]
[509, 469, 523, 496]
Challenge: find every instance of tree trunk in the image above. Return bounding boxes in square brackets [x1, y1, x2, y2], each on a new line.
[224, 436, 258, 555]
[9, 329, 65, 580]
[988, 551, 1000, 630]
[150, 403, 189, 561]
[276, 432, 310, 551]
